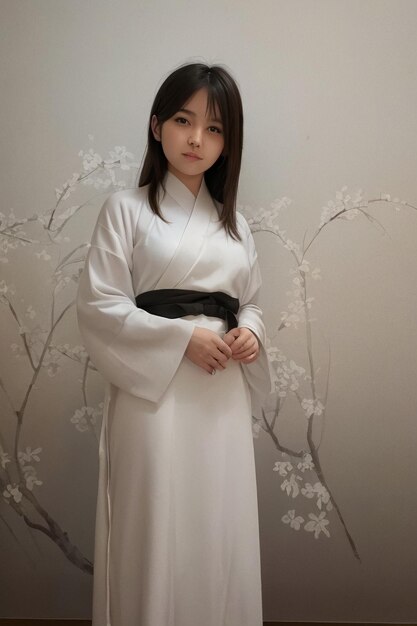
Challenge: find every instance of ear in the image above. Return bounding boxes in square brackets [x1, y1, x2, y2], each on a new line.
[151, 114, 161, 141]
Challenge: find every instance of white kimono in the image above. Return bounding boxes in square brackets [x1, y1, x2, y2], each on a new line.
[76, 171, 272, 626]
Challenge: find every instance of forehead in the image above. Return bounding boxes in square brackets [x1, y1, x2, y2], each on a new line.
[181, 88, 222, 121]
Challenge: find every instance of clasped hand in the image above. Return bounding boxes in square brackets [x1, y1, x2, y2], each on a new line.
[185, 326, 259, 375]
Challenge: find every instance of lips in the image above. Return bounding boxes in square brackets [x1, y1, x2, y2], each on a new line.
[183, 152, 202, 159]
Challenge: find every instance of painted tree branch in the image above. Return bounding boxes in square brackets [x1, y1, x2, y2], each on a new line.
[254, 191, 416, 558]
[0, 473, 93, 574]
[0, 143, 137, 574]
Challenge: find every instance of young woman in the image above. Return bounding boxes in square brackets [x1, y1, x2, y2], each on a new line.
[77, 62, 272, 626]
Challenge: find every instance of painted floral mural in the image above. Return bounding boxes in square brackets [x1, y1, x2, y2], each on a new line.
[0, 138, 415, 573]
[0, 140, 138, 573]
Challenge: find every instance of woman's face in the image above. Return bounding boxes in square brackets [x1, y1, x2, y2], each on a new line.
[151, 88, 225, 190]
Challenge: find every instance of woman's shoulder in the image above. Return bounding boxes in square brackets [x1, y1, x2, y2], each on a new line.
[102, 185, 149, 212]
[96, 185, 150, 235]
[235, 211, 259, 263]
[99, 185, 150, 216]
[213, 199, 251, 238]
[235, 210, 252, 238]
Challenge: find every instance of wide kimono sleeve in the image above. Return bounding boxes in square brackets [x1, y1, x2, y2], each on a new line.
[76, 191, 195, 403]
[237, 214, 274, 411]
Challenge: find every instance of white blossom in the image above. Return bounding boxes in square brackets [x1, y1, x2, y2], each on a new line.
[54, 275, 72, 293]
[343, 208, 360, 220]
[281, 473, 302, 498]
[269, 349, 306, 398]
[53, 205, 80, 224]
[51, 342, 89, 363]
[266, 346, 280, 363]
[0, 280, 15, 298]
[18, 446, 42, 464]
[71, 404, 103, 432]
[280, 306, 303, 329]
[270, 196, 292, 213]
[273, 460, 293, 477]
[0, 447, 11, 469]
[25, 473, 43, 490]
[311, 267, 322, 280]
[11, 342, 25, 358]
[106, 146, 135, 170]
[301, 398, 325, 418]
[297, 453, 314, 472]
[55, 172, 80, 201]
[3, 483, 22, 504]
[301, 482, 316, 499]
[35, 249, 52, 261]
[282, 509, 304, 530]
[304, 511, 330, 538]
[21, 464, 43, 490]
[25, 305, 36, 319]
[301, 481, 330, 510]
[298, 260, 310, 273]
[319, 186, 367, 228]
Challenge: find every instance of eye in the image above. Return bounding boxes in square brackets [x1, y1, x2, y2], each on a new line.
[208, 126, 223, 134]
[174, 117, 189, 125]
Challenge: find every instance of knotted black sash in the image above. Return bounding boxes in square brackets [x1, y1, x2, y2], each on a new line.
[135, 289, 239, 332]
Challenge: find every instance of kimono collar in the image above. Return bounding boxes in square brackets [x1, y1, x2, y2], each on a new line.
[153, 171, 219, 290]
[163, 170, 211, 214]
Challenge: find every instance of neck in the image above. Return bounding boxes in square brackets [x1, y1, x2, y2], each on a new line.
[167, 165, 203, 198]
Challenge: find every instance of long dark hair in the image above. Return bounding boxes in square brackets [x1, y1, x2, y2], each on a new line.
[138, 62, 243, 240]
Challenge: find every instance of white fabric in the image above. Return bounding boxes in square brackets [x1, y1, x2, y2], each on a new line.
[77, 171, 273, 626]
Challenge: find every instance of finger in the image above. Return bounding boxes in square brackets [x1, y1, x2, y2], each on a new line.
[240, 352, 259, 363]
[200, 359, 221, 374]
[213, 356, 227, 369]
[232, 339, 255, 355]
[211, 346, 233, 363]
[232, 348, 254, 360]
[216, 340, 233, 359]
[223, 330, 239, 346]
[233, 347, 259, 360]
[214, 350, 229, 366]
[209, 356, 226, 371]
[230, 332, 251, 352]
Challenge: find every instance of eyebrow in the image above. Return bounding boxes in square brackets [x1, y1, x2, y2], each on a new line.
[178, 108, 223, 124]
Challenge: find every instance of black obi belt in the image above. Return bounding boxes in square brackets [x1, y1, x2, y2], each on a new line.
[135, 289, 240, 332]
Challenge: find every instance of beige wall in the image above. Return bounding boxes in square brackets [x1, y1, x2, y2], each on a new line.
[1, 0, 416, 620]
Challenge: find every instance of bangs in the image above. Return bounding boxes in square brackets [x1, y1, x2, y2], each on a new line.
[154, 64, 231, 133]
[205, 87, 223, 123]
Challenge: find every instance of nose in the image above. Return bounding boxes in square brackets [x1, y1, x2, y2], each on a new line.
[188, 129, 202, 148]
